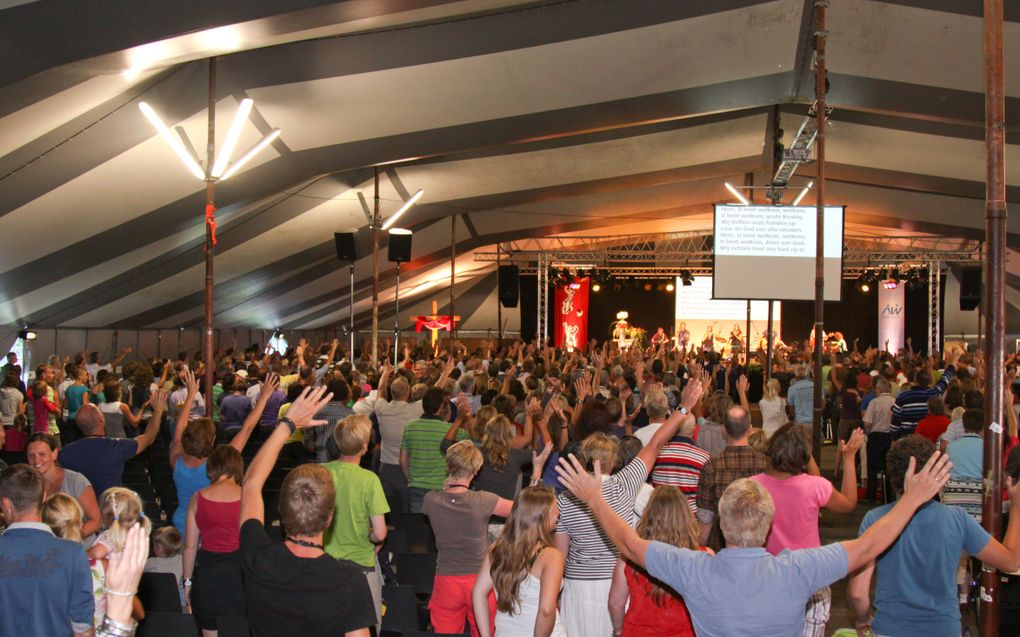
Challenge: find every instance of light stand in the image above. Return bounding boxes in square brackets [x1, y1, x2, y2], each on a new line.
[349, 262, 355, 359]
[393, 262, 402, 367]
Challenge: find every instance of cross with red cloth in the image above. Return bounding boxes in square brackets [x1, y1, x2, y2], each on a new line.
[415, 301, 459, 353]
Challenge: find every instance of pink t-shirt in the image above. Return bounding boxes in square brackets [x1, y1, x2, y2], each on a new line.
[750, 472, 833, 555]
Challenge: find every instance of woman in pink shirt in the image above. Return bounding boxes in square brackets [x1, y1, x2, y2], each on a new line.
[750, 423, 863, 637]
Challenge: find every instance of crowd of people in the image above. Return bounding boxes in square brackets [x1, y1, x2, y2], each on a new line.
[0, 334, 1019, 637]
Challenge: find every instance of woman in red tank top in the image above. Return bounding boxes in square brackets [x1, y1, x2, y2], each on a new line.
[183, 445, 246, 635]
[608, 486, 711, 637]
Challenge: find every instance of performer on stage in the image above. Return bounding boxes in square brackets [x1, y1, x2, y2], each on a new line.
[612, 312, 632, 350]
[651, 327, 669, 348]
[702, 325, 717, 354]
[729, 324, 744, 356]
[675, 321, 691, 352]
[758, 330, 787, 352]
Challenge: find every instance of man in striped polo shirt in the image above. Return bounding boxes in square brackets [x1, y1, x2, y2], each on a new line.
[651, 416, 710, 512]
[890, 349, 959, 439]
[400, 387, 466, 512]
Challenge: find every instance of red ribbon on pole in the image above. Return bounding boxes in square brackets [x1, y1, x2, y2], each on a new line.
[205, 204, 218, 246]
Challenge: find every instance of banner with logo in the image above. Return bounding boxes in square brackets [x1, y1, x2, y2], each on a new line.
[878, 284, 905, 354]
[554, 278, 590, 352]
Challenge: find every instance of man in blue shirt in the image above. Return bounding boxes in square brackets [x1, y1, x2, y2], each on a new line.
[786, 364, 814, 426]
[0, 464, 94, 637]
[946, 410, 983, 480]
[890, 350, 960, 438]
[555, 441, 954, 637]
[849, 434, 1020, 637]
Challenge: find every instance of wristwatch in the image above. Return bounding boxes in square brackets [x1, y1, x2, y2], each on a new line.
[183, 577, 193, 588]
[677, 406, 690, 416]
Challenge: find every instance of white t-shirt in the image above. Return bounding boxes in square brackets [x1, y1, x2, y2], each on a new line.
[759, 397, 788, 437]
[634, 421, 665, 447]
[375, 398, 424, 465]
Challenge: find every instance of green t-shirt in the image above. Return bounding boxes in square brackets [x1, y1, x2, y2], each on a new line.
[322, 461, 389, 567]
[211, 384, 223, 422]
[401, 417, 466, 490]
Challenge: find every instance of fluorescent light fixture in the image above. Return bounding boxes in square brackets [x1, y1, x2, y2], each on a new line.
[723, 182, 750, 206]
[388, 228, 412, 236]
[381, 189, 424, 230]
[792, 181, 814, 206]
[138, 102, 206, 180]
[219, 128, 281, 180]
[210, 98, 253, 178]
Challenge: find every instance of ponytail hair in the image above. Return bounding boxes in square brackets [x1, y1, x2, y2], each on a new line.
[42, 493, 84, 543]
[99, 487, 151, 551]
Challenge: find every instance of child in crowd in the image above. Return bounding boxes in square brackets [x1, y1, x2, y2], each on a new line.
[4, 413, 28, 452]
[43, 493, 110, 626]
[89, 487, 152, 561]
[145, 526, 186, 608]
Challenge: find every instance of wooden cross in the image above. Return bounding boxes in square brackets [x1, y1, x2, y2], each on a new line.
[415, 301, 460, 353]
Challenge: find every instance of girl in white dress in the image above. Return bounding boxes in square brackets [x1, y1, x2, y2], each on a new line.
[472, 486, 567, 637]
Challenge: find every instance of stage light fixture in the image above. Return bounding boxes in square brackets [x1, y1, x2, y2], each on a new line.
[381, 188, 424, 230]
[18, 329, 36, 340]
[210, 98, 254, 178]
[724, 182, 750, 206]
[592, 283, 601, 292]
[666, 283, 675, 292]
[791, 181, 814, 206]
[138, 102, 206, 179]
[860, 283, 870, 292]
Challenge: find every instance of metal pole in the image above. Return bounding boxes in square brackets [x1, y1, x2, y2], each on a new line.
[811, 1, 827, 465]
[766, 301, 774, 383]
[349, 263, 355, 360]
[497, 244, 503, 349]
[450, 216, 456, 342]
[203, 58, 217, 416]
[745, 300, 751, 366]
[980, 0, 1006, 633]
[371, 168, 380, 365]
[394, 262, 401, 367]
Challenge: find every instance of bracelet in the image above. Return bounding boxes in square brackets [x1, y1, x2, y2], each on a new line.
[530, 476, 542, 486]
[279, 417, 296, 434]
[105, 589, 136, 597]
[98, 615, 137, 637]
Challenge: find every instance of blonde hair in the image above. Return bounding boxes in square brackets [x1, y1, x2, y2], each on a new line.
[445, 440, 483, 480]
[763, 378, 781, 401]
[718, 479, 774, 548]
[334, 414, 372, 456]
[579, 432, 618, 473]
[636, 487, 701, 604]
[472, 406, 497, 441]
[152, 526, 183, 557]
[481, 414, 513, 471]
[279, 464, 335, 536]
[43, 493, 84, 543]
[489, 486, 556, 613]
[99, 487, 151, 551]
[747, 428, 770, 455]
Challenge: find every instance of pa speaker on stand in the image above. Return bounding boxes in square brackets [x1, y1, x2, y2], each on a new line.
[334, 231, 359, 358]
[959, 266, 981, 312]
[388, 229, 413, 366]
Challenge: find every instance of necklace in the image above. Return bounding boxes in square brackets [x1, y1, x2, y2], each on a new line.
[285, 536, 324, 550]
[444, 483, 471, 490]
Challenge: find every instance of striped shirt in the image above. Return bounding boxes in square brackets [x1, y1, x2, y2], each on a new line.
[401, 416, 466, 490]
[556, 457, 648, 579]
[890, 366, 955, 439]
[652, 436, 710, 512]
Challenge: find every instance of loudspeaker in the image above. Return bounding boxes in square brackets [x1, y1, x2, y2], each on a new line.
[960, 266, 981, 311]
[334, 232, 358, 262]
[499, 265, 520, 308]
[388, 229, 413, 263]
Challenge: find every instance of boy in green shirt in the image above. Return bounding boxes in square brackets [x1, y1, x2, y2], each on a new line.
[400, 387, 467, 512]
[322, 414, 389, 630]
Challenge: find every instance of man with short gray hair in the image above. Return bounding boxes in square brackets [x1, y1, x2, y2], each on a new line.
[634, 389, 670, 447]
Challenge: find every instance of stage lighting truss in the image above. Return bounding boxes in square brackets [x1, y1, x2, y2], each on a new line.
[477, 232, 982, 279]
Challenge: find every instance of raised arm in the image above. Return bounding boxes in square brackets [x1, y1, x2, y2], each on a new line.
[735, 374, 751, 414]
[825, 428, 864, 513]
[229, 373, 279, 452]
[377, 362, 393, 402]
[110, 347, 133, 370]
[169, 372, 199, 468]
[510, 396, 535, 449]
[437, 356, 456, 388]
[134, 388, 168, 456]
[240, 385, 332, 524]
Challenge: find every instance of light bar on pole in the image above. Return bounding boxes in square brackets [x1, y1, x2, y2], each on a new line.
[723, 182, 750, 206]
[792, 181, 813, 206]
[219, 128, 281, 180]
[210, 98, 254, 178]
[381, 188, 424, 230]
[138, 102, 206, 180]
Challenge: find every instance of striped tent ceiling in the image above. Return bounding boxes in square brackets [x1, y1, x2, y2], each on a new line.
[2, 0, 1019, 332]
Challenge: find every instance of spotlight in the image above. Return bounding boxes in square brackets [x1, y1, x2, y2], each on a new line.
[18, 329, 36, 340]
[592, 283, 601, 292]
[860, 283, 870, 292]
[666, 283, 675, 292]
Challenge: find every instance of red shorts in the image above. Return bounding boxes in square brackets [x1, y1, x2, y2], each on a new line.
[428, 573, 495, 637]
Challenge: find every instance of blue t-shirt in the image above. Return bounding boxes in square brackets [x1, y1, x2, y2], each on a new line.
[58, 436, 138, 497]
[173, 457, 210, 530]
[0, 524, 94, 637]
[860, 500, 991, 636]
[645, 541, 848, 637]
[786, 380, 814, 424]
[64, 384, 89, 419]
[219, 393, 252, 429]
[947, 434, 984, 480]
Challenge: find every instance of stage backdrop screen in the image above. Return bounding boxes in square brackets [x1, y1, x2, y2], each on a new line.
[713, 204, 844, 301]
[675, 276, 780, 351]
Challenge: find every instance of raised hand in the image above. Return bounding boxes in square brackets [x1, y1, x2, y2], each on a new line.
[184, 369, 199, 395]
[901, 451, 953, 507]
[840, 427, 866, 457]
[526, 397, 543, 421]
[680, 378, 703, 410]
[555, 454, 602, 506]
[532, 442, 554, 474]
[285, 385, 334, 429]
[736, 374, 749, 395]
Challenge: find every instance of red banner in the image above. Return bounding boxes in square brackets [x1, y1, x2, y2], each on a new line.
[554, 278, 589, 352]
